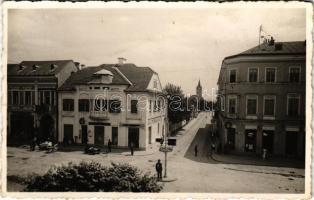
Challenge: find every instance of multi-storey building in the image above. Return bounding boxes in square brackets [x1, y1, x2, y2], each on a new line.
[7, 60, 79, 144]
[57, 63, 167, 149]
[216, 40, 306, 158]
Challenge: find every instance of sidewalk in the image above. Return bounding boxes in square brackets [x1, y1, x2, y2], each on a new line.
[211, 153, 305, 169]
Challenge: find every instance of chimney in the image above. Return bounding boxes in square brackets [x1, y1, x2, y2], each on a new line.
[18, 65, 25, 71]
[117, 57, 127, 65]
[32, 65, 39, 71]
[74, 62, 80, 69]
[50, 64, 57, 71]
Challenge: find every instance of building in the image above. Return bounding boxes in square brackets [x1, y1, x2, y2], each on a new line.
[7, 60, 79, 144]
[57, 63, 167, 149]
[216, 40, 306, 158]
[196, 79, 202, 98]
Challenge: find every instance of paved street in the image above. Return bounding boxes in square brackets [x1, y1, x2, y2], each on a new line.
[7, 112, 304, 193]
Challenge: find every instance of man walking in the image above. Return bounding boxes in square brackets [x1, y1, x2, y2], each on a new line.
[130, 141, 134, 156]
[155, 159, 162, 181]
[194, 144, 198, 157]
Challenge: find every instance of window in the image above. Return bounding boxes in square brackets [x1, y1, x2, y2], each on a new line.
[154, 100, 157, 112]
[153, 80, 158, 89]
[264, 96, 275, 116]
[79, 99, 90, 112]
[248, 68, 258, 82]
[149, 100, 152, 112]
[12, 91, 18, 105]
[44, 91, 51, 105]
[265, 68, 276, 83]
[229, 69, 237, 83]
[289, 67, 300, 83]
[247, 96, 257, 115]
[287, 95, 300, 117]
[25, 91, 32, 105]
[94, 99, 107, 111]
[228, 97, 237, 114]
[109, 100, 121, 113]
[19, 91, 24, 105]
[131, 100, 138, 113]
[63, 99, 74, 111]
[157, 100, 161, 111]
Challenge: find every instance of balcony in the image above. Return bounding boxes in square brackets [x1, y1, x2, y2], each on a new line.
[90, 110, 109, 120]
[126, 111, 142, 120]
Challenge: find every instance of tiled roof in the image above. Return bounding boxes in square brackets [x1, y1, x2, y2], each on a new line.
[8, 60, 77, 76]
[58, 65, 129, 91]
[112, 64, 155, 92]
[59, 63, 155, 92]
[226, 41, 306, 59]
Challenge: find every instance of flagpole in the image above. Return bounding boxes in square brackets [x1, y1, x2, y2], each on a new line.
[259, 25, 261, 49]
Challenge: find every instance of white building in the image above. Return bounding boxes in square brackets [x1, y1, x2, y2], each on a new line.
[58, 63, 167, 149]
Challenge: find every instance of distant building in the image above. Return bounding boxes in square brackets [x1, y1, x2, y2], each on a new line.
[58, 63, 167, 149]
[7, 60, 79, 144]
[196, 79, 202, 98]
[216, 40, 306, 158]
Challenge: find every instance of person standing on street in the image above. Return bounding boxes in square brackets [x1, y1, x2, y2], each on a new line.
[155, 159, 162, 181]
[108, 139, 112, 153]
[130, 141, 134, 156]
[194, 144, 198, 157]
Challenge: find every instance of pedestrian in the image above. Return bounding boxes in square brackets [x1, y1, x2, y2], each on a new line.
[130, 142, 134, 156]
[194, 144, 198, 157]
[155, 159, 163, 181]
[108, 139, 112, 153]
[30, 136, 37, 151]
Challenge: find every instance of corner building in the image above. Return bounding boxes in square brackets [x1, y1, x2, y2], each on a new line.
[58, 63, 167, 149]
[217, 41, 306, 158]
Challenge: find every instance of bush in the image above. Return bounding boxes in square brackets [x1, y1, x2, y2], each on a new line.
[24, 162, 162, 192]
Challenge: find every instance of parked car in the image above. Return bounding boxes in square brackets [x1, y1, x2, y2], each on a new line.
[84, 146, 101, 155]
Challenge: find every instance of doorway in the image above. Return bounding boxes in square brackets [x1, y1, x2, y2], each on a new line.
[63, 124, 73, 145]
[112, 127, 118, 146]
[286, 131, 298, 156]
[94, 126, 104, 145]
[81, 125, 88, 144]
[245, 129, 256, 152]
[262, 130, 274, 153]
[227, 128, 236, 150]
[128, 127, 139, 148]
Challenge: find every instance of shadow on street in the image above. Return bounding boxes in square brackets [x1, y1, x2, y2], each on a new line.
[184, 124, 218, 163]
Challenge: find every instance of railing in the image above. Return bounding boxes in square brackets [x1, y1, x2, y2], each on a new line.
[90, 110, 109, 120]
[126, 111, 142, 120]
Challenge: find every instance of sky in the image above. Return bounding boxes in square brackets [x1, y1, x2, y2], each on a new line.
[8, 7, 306, 97]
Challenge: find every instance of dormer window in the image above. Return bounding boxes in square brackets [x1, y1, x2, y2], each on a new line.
[18, 65, 26, 72]
[50, 64, 57, 71]
[32, 65, 39, 71]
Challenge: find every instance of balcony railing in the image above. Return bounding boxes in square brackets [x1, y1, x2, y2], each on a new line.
[90, 110, 109, 120]
[126, 111, 142, 120]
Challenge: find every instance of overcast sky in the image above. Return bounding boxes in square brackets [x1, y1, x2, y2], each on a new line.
[8, 8, 306, 96]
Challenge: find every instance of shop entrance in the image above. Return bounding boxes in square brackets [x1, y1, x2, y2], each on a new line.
[128, 127, 139, 148]
[262, 130, 274, 153]
[245, 129, 256, 152]
[227, 128, 235, 150]
[94, 126, 104, 145]
[286, 131, 298, 156]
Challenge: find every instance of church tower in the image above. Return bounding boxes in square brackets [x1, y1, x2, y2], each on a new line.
[196, 79, 202, 98]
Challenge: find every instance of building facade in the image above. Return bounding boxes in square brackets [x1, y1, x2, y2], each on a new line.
[216, 41, 306, 158]
[58, 63, 167, 149]
[7, 60, 79, 144]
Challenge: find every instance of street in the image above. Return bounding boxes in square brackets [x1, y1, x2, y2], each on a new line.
[7, 112, 304, 193]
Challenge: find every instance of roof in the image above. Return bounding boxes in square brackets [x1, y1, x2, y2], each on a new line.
[7, 60, 78, 76]
[58, 64, 129, 91]
[113, 63, 155, 92]
[59, 63, 156, 92]
[225, 41, 306, 60]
